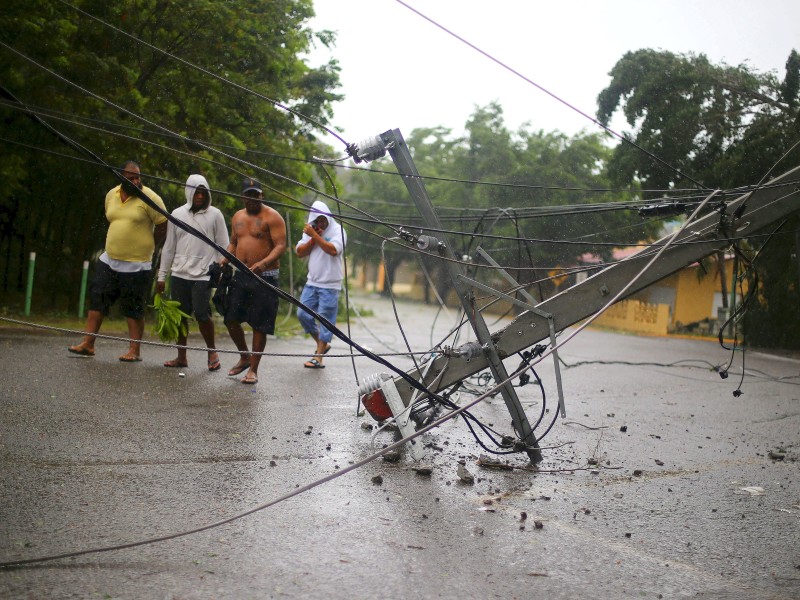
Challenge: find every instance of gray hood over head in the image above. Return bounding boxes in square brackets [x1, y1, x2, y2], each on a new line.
[184, 174, 212, 209]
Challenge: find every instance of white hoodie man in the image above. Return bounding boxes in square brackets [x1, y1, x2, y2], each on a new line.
[157, 174, 229, 371]
[295, 200, 346, 368]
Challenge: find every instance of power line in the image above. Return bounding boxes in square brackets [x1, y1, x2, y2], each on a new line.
[394, 0, 710, 191]
[56, 0, 348, 147]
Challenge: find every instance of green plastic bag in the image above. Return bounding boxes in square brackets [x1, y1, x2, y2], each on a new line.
[151, 293, 192, 343]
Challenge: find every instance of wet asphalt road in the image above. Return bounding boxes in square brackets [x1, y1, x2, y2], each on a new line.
[0, 293, 799, 599]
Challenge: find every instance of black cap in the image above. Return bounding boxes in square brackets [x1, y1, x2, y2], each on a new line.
[241, 177, 262, 194]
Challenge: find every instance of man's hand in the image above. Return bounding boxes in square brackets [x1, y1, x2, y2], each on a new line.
[156, 280, 166, 294]
[303, 223, 319, 239]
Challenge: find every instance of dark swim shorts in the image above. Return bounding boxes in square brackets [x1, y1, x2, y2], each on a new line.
[224, 270, 280, 334]
[89, 261, 150, 320]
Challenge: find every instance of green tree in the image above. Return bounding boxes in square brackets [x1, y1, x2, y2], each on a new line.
[348, 104, 657, 304]
[0, 0, 341, 311]
[598, 48, 800, 348]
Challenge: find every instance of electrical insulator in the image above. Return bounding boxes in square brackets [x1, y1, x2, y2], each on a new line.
[348, 136, 387, 164]
[416, 235, 438, 251]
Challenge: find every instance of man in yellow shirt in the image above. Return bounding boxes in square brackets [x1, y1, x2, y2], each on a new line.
[69, 161, 168, 361]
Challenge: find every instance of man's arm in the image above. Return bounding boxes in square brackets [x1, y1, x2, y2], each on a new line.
[220, 215, 238, 265]
[154, 221, 168, 248]
[296, 229, 314, 258]
[213, 210, 230, 261]
[156, 222, 177, 292]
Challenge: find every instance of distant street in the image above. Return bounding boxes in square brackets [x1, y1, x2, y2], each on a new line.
[1, 292, 798, 599]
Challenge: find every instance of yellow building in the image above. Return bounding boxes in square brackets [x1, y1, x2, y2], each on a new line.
[352, 252, 741, 338]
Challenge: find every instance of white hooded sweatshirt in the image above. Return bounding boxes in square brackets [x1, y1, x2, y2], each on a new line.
[296, 200, 347, 290]
[157, 174, 229, 282]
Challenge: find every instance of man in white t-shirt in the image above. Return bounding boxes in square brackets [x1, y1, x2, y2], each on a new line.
[295, 201, 346, 369]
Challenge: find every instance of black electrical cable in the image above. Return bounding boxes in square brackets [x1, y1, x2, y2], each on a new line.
[0, 128, 789, 275]
[394, 0, 710, 191]
[0, 41, 417, 250]
[55, 0, 347, 146]
[0, 84, 439, 403]
[3, 93, 752, 199]
[315, 163, 363, 410]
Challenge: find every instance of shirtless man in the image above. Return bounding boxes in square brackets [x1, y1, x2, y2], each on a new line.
[220, 177, 287, 384]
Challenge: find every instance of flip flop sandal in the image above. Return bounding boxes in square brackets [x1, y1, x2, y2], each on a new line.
[208, 358, 221, 371]
[228, 362, 250, 376]
[164, 359, 188, 368]
[304, 358, 325, 369]
[68, 345, 95, 357]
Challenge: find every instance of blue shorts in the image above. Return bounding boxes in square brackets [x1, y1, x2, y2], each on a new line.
[297, 285, 340, 344]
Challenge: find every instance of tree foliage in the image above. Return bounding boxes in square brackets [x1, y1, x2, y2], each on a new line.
[0, 0, 341, 310]
[598, 48, 800, 348]
[347, 104, 657, 302]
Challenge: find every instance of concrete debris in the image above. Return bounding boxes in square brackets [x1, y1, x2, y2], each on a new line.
[382, 449, 402, 463]
[477, 455, 514, 470]
[457, 463, 475, 484]
[655, 459, 664, 466]
[533, 520, 544, 529]
[587, 457, 599, 465]
[371, 474, 383, 485]
[738, 486, 765, 496]
[360, 422, 374, 431]
[412, 465, 433, 476]
[768, 448, 786, 460]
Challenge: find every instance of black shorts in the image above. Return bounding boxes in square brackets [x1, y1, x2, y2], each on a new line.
[170, 276, 212, 322]
[224, 271, 279, 334]
[89, 261, 151, 320]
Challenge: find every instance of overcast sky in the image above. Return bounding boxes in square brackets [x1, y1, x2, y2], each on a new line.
[307, 0, 800, 151]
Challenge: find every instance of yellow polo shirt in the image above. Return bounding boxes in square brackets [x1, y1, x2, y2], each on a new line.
[104, 185, 167, 262]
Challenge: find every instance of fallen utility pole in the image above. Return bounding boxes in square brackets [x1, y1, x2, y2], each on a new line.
[352, 128, 800, 458]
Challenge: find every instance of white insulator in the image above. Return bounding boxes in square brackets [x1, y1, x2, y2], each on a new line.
[358, 372, 391, 396]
